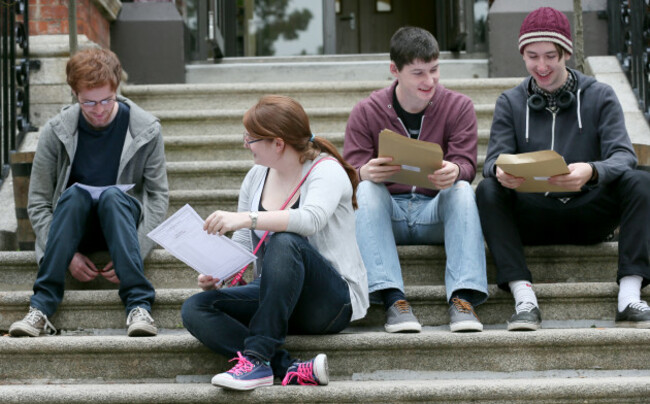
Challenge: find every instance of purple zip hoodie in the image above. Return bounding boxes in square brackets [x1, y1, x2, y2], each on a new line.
[343, 80, 478, 197]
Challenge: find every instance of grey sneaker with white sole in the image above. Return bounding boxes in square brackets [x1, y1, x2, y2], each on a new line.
[126, 307, 158, 337]
[9, 307, 57, 337]
[384, 300, 422, 333]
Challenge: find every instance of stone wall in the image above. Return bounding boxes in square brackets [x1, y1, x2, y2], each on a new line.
[28, 0, 121, 49]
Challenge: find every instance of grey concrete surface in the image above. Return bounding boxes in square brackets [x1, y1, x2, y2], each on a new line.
[122, 78, 521, 111]
[186, 57, 489, 84]
[2, 377, 650, 403]
[2, 329, 650, 381]
[1, 280, 644, 331]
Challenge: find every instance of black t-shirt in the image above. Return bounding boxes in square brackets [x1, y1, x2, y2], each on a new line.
[393, 86, 425, 139]
[67, 102, 130, 188]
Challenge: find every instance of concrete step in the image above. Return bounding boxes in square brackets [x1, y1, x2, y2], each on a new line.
[122, 78, 520, 111]
[0, 281, 639, 331]
[2, 328, 650, 381]
[165, 155, 490, 190]
[153, 105, 495, 137]
[185, 53, 489, 84]
[168, 189, 239, 217]
[162, 130, 490, 163]
[0, 243, 618, 292]
[163, 132, 344, 162]
[2, 376, 650, 403]
[0, 250, 200, 291]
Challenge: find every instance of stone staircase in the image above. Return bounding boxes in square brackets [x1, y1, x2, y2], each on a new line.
[2, 55, 650, 403]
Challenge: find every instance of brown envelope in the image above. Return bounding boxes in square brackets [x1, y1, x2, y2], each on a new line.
[377, 129, 443, 189]
[495, 150, 576, 193]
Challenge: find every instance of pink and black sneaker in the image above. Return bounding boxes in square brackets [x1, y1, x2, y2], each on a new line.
[281, 353, 329, 386]
[211, 351, 274, 390]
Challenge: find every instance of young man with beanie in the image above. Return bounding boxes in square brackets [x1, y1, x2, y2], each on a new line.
[8, 47, 169, 337]
[477, 7, 650, 331]
[344, 26, 488, 333]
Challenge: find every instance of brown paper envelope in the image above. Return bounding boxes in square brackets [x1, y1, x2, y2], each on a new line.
[496, 150, 576, 193]
[378, 129, 443, 189]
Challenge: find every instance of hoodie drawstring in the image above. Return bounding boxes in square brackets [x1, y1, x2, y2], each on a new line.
[576, 88, 582, 132]
[525, 103, 530, 143]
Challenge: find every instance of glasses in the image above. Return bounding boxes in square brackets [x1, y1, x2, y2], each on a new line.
[78, 97, 116, 109]
[243, 134, 266, 145]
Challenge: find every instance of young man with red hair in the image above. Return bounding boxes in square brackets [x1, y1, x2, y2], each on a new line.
[9, 47, 168, 337]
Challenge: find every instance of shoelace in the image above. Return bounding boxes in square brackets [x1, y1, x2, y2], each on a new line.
[282, 361, 316, 386]
[227, 352, 255, 376]
[393, 300, 412, 313]
[26, 308, 57, 335]
[451, 297, 474, 313]
[629, 301, 650, 312]
[516, 301, 538, 314]
[451, 297, 479, 320]
[127, 307, 153, 325]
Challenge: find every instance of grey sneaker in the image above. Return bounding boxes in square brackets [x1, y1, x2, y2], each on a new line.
[9, 307, 57, 337]
[615, 301, 650, 328]
[126, 307, 157, 337]
[507, 302, 542, 331]
[449, 297, 483, 332]
[384, 300, 422, 333]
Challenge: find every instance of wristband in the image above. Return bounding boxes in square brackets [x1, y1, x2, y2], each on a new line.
[588, 163, 598, 183]
[249, 211, 258, 230]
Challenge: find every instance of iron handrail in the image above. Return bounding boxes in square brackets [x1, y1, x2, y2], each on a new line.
[608, 0, 650, 123]
[1, 0, 39, 188]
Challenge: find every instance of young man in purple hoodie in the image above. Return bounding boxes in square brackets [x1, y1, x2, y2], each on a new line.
[343, 27, 488, 333]
[477, 7, 650, 331]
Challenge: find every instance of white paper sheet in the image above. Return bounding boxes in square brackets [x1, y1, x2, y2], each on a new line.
[72, 183, 135, 201]
[147, 204, 256, 279]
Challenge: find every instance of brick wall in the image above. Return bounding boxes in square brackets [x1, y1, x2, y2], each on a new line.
[29, 0, 111, 48]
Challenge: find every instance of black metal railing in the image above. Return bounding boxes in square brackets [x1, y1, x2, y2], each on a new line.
[608, 0, 650, 122]
[1, 0, 39, 187]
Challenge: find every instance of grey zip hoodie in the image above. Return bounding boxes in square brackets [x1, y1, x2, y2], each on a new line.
[483, 69, 637, 193]
[27, 97, 169, 264]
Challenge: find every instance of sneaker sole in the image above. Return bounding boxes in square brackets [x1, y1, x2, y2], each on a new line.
[312, 353, 329, 385]
[127, 324, 158, 337]
[8, 323, 41, 337]
[211, 374, 274, 391]
[450, 320, 483, 333]
[615, 320, 650, 329]
[507, 321, 540, 331]
[385, 321, 422, 333]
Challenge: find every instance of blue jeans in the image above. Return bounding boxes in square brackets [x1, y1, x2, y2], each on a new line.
[31, 186, 155, 317]
[181, 232, 352, 378]
[355, 181, 488, 305]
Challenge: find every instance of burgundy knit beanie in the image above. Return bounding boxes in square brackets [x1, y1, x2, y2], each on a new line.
[518, 7, 573, 54]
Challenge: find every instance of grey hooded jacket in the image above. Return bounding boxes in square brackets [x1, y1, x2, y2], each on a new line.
[27, 96, 169, 264]
[484, 68, 637, 191]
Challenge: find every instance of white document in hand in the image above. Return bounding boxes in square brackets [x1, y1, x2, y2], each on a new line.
[147, 204, 256, 280]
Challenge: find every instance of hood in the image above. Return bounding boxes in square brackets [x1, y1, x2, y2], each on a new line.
[522, 68, 598, 144]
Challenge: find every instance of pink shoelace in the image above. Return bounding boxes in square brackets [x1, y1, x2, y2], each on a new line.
[282, 361, 317, 386]
[227, 352, 255, 376]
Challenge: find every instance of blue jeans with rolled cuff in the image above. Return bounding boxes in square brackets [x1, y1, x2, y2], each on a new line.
[181, 232, 352, 378]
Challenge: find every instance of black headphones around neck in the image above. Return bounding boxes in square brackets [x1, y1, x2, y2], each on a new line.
[527, 77, 576, 112]
[527, 91, 575, 111]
